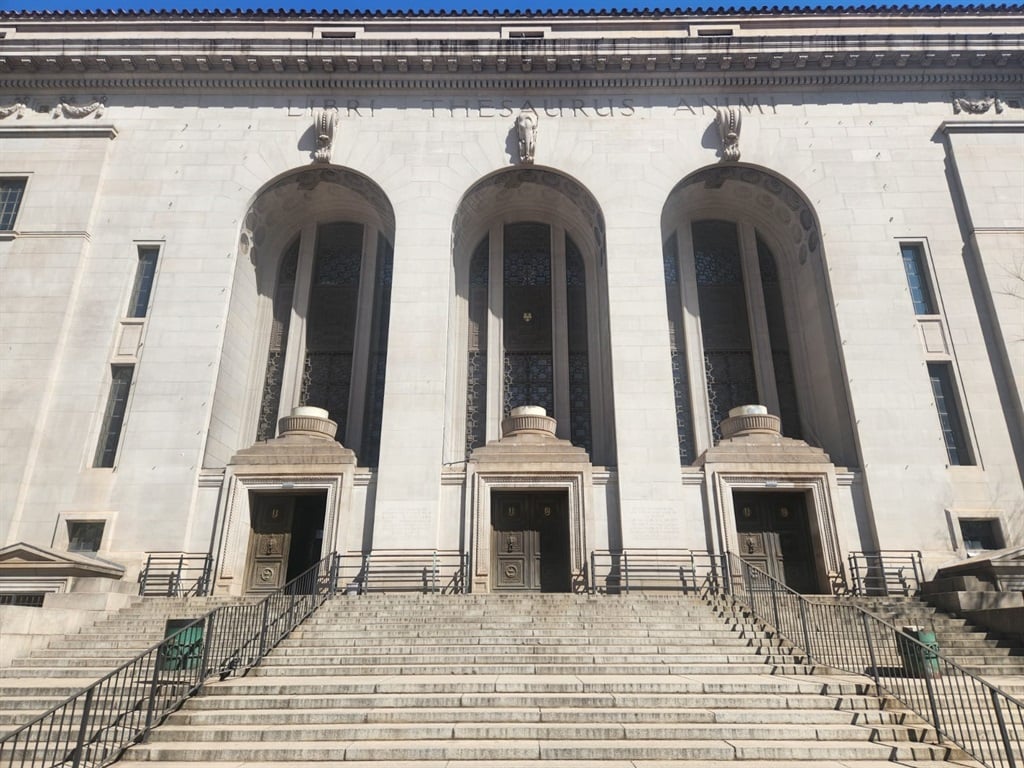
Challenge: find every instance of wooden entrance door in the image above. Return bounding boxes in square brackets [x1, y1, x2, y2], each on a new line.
[491, 492, 570, 592]
[734, 491, 819, 594]
[247, 496, 294, 593]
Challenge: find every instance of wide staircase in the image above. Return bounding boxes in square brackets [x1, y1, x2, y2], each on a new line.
[120, 593, 980, 765]
[0, 596, 237, 734]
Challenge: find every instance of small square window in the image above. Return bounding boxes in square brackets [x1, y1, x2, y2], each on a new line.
[67, 521, 105, 554]
[959, 519, 1001, 551]
[0, 178, 27, 231]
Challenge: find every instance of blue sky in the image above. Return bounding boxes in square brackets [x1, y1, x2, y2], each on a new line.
[0, 0, 996, 12]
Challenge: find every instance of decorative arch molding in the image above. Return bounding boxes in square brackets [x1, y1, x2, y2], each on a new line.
[239, 166, 395, 288]
[446, 166, 615, 467]
[453, 166, 606, 263]
[663, 164, 821, 270]
[203, 164, 396, 470]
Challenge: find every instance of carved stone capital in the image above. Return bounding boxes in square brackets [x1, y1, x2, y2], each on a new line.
[715, 105, 742, 161]
[313, 107, 338, 163]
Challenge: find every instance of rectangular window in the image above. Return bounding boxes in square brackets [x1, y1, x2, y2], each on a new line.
[959, 519, 1001, 551]
[67, 521, 105, 553]
[128, 246, 160, 318]
[0, 178, 27, 231]
[900, 243, 937, 315]
[94, 365, 134, 468]
[927, 362, 972, 465]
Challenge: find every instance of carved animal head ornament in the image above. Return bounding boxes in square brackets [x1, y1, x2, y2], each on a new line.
[313, 108, 339, 163]
[715, 105, 742, 162]
[515, 111, 538, 164]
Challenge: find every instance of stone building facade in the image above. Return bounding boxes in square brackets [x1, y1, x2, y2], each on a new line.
[0, 6, 1021, 596]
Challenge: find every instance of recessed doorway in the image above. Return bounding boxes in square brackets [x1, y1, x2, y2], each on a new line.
[246, 491, 326, 593]
[491, 491, 571, 592]
[734, 490, 820, 594]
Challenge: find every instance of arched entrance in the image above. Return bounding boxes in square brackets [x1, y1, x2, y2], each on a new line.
[662, 165, 856, 593]
[450, 168, 611, 593]
[207, 167, 394, 595]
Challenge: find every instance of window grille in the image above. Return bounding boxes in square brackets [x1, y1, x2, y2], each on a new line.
[662, 234, 695, 464]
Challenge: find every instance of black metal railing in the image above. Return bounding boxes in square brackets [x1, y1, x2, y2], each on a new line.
[138, 552, 213, 597]
[0, 553, 337, 768]
[847, 550, 924, 596]
[335, 549, 467, 594]
[719, 552, 1022, 768]
[588, 549, 728, 595]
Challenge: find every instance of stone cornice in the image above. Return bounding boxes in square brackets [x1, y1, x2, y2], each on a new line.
[0, 33, 1020, 90]
[1, 72, 1021, 95]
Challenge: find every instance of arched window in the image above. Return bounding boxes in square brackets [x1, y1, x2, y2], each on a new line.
[256, 220, 394, 466]
[662, 166, 856, 467]
[452, 169, 614, 466]
[465, 223, 595, 456]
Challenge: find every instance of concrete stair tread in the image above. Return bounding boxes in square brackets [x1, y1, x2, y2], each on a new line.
[115, 761, 986, 768]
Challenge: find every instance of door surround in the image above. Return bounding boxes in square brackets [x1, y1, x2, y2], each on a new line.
[469, 472, 589, 593]
[711, 471, 843, 593]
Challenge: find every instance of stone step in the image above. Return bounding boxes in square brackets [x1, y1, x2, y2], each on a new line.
[248, 663, 812, 676]
[122, 737, 912, 762]
[185, 689, 889, 711]
[141, 720, 928, 743]
[260, 652, 793, 665]
[165, 705, 887, 726]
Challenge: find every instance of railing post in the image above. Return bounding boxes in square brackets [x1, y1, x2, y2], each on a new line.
[623, 551, 629, 594]
[329, 552, 339, 597]
[589, 551, 595, 594]
[860, 611, 880, 687]
[798, 599, 812, 658]
[257, 598, 271, 659]
[200, 611, 216, 679]
[70, 686, 95, 768]
[176, 554, 185, 597]
[143, 646, 163, 732]
[922, 665, 943, 737]
[769, 575, 781, 630]
[140, 554, 151, 595]
[991, 687, 1018, 768]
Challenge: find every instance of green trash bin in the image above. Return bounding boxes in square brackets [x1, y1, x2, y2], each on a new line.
[897, 625, 941, 679]
[159, 618, 204, 672]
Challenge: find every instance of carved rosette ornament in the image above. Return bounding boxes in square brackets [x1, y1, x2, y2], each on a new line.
[313, 108, 339, 163]
[515, 111, 538, 164]
[51, 100, 105, 119]
[0, 103, 27, 120]
[715, 105, 742, 162]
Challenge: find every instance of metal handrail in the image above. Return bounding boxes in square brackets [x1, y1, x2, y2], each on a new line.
[588, 549, 729, 595]
[138, 552, 213, 597]
[336, 549, 467, 594]
[847, 550, 924, 596]
[0, 552, 338, 768]
[717, 552, 1022, 768]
